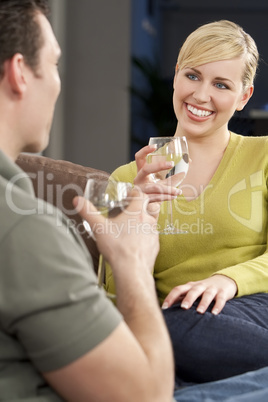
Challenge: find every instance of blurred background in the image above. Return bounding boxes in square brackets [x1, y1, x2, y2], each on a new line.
[47, 0, 268, 173]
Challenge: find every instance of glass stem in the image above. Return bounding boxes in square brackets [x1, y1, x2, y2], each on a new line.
[97, 253, 105, 288]
[167, 199, 174, 229]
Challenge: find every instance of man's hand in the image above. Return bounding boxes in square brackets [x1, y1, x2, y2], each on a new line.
[73, 187, 160, 275]
[162, 275, 238, 315]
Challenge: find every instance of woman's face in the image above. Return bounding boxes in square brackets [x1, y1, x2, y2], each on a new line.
[173, 57, 253, 140]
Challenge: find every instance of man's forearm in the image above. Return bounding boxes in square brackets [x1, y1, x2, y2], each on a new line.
[113, 263, 175, 402]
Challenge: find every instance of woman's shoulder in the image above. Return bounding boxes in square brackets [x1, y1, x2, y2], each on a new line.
[111, 160, 137, 183]
[231, 132, 268, 149]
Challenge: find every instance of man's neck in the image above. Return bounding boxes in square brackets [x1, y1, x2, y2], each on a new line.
[0, 142, 19, 161]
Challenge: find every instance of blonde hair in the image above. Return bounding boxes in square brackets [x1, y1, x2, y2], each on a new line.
[177, 20, 259, 89]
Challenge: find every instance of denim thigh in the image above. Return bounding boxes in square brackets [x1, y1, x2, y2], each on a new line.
[173, 366, 268, 402]
[163, 293, 268, 384]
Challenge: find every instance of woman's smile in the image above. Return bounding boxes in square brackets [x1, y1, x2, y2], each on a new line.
[185, 103, 214, 120]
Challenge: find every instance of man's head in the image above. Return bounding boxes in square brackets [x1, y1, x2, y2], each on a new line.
[0, 0, 61, 159]
[0, 0, 50, 78]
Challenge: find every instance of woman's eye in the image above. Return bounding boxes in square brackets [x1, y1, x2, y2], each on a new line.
[187, 74, 198, 81]
[215, 82, 228, 89]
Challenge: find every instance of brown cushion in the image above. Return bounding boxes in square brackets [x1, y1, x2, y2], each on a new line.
[16, 153, 109, 273]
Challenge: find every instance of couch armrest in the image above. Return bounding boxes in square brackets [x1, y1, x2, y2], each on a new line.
[16, 153, 109, 274]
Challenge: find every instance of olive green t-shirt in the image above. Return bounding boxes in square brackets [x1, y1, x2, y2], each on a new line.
[0, 151, 122, 400]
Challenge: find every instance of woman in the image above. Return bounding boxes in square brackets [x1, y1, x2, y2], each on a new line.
[106, 20, 268, 385]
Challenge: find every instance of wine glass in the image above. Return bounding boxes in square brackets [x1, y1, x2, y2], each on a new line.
[82, 174, 132, 298]
[147, 136, 189, 234]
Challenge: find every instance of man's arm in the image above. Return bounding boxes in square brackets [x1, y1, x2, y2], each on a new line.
[43, 190, 174, 402]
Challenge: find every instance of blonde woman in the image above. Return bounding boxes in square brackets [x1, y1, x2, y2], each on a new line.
[106, 20, 268, 385]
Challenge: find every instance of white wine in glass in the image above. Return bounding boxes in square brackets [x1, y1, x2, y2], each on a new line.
[147, 136, 189, 234]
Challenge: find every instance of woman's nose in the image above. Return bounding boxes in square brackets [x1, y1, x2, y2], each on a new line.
[193, 83, 211, 103]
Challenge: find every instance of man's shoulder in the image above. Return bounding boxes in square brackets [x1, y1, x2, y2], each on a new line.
[0, 175, 64, 240]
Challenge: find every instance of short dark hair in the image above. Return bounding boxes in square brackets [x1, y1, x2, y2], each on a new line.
[0, 0, 50, 78]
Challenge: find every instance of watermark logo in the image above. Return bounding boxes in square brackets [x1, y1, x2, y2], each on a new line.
[228, 170, 263, 233]
[5, 171, 85, 216]
[5, 169, 264, 235]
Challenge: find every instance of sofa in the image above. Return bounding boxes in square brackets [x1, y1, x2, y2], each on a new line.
[16, 153, 108, 274]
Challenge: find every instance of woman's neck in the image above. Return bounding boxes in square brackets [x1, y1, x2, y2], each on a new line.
[174, 123, 231, 160]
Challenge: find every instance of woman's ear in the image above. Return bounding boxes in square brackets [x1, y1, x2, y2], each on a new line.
[5, 53, 27, 96]
[236, 85, 254, 111]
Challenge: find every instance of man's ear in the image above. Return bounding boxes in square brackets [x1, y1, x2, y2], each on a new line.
[5, 53, 27, 96]
[236, 85, 254, 111]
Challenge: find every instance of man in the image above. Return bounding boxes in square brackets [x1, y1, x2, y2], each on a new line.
[1, 1, 268, 402]
[0, 1, 174, 400]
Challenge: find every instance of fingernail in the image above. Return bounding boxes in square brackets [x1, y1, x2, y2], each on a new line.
[162, 302, 169, 310]
[181, 302, 189, 309]
[197, 307, 204, 314]
[72, 196, 79, 208]
[73, 196, 83, 210]
[167, 161, 175, 167]
[212, 309, 219, 315]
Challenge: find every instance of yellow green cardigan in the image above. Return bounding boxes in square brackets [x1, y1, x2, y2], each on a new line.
[106, 133, 268, 304]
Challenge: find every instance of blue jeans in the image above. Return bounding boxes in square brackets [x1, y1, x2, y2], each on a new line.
[163, 293, 268, 385]
[173, 366, 268, 401]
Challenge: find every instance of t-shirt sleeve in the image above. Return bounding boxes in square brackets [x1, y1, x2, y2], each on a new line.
[0, 210, 122, 372]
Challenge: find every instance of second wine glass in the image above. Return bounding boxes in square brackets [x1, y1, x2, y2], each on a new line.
[82, 174, 132, 298]
[147, 136, 189, 234]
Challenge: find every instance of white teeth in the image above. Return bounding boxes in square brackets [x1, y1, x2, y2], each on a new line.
[187, 104, 212, 117]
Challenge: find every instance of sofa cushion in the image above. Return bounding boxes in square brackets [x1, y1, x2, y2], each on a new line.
[16, 153, 109, 274]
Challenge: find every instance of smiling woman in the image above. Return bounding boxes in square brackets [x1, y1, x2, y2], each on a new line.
[105, 19, 268, 386]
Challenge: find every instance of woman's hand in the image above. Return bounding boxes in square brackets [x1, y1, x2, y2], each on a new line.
[134, 145, 181, 202]
[162, 275, 238, 315]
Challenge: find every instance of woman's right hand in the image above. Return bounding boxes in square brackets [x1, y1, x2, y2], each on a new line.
[133, 145, 181, 203]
